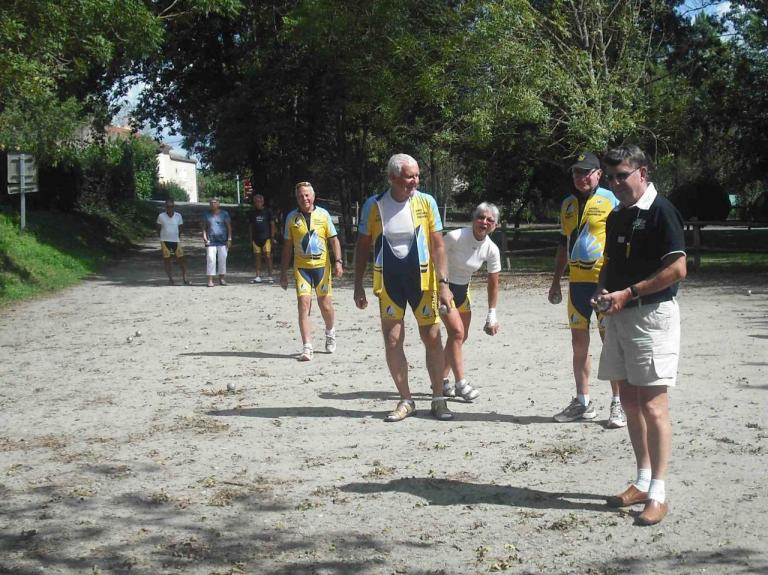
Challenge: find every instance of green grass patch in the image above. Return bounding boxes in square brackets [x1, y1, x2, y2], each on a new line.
[696, 252, 768, 273]
[0, 202, 154, 304]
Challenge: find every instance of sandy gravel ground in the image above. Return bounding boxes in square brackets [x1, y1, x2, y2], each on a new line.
[0, 232, 766, 575]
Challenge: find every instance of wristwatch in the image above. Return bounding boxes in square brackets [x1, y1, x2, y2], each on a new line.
[335, 259, 343, 264]
[629, 285, 640, 300]
[439, 277, 450, 285]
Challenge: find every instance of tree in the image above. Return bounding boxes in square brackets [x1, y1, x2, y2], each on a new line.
[0, 0, 239, 162]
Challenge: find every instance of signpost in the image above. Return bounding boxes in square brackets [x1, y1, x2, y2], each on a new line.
[243, 177, 253, 203]
[7, 153, 39, 231]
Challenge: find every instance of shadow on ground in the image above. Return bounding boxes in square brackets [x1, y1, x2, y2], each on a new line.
[586, 547, 767, 575]
[180, 350, 298, 360]
[208, 404, 553, 424]
[0, 480, 413, 575]
[341, 477, 611, 512]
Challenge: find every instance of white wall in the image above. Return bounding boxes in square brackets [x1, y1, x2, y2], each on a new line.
[157, 153, 199, 203]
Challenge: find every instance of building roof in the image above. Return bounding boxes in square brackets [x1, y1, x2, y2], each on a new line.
[168, 152, 197, 165]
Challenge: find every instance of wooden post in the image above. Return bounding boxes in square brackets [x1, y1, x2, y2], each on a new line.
[692, 223, 701, 271]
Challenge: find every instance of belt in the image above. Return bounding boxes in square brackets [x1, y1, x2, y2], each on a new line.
[624, 294, 673, 308]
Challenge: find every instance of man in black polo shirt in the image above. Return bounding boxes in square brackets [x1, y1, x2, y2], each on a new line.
[591, 145, 687, 526]
[248, 194, 277, 283]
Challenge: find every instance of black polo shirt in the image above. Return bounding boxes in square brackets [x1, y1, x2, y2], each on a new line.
[249, 208, 274, 242]
[604, 187, 686, 303]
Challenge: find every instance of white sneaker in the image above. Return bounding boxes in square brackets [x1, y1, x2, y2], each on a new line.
[325, 330, 337, 353]
[250, 276, 262, 284]
[299, 344, 313, 361]
[456, 381, 479, 401]
[607, 400, 627, 428]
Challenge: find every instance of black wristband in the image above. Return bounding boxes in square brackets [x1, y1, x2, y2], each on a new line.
[439, 277, 450, 285]
[629, 285, 639, 300]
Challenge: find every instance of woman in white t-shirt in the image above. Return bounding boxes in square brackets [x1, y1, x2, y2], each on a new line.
[441, 202, 502, 400]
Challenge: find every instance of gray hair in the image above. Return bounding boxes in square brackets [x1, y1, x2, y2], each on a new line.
[294, 182, 315, 196]
[387, 154, 418, 178]
[473, 202, 500, 223]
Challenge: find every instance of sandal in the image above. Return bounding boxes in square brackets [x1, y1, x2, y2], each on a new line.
[430, 397, 454, 421]
[384, 399, 416, 422]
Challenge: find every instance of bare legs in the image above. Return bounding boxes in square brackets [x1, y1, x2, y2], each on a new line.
[381, 319, 444, 399]
[619, 382, 671, 480]
[297, 295, 334, 346]
[442, 311, 471, 382]
[254, 252, 274, 278]
[163, 256, 187, 284]
[572, 328, 621, 397]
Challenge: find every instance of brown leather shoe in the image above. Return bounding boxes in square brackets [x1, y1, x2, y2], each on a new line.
[637, 500, 669, 526]
[606, 484, 649, 508]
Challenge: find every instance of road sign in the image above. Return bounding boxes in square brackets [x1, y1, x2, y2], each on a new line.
[243, 176, 253, 203]
[7, 153, 38, 195]
[7, 153, 38, 230]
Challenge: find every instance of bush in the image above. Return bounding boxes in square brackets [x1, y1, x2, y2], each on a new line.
[199, 171, 238, 203]
[23, 134, 161, 211]
[154, 181, 189, 202]
[669, 175, 731, 221]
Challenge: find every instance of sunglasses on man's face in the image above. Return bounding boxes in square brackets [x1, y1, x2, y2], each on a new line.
[605, 167, 641, 183]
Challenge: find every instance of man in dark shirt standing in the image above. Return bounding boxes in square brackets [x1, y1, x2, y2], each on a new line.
[592, 145, 687, 526]
[248, 194, 276, 283]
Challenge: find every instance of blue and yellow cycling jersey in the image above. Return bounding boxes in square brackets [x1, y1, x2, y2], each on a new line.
[358, 190, 443, 296]
[559, 186, 618, 283]
[283, 206, 338, 269]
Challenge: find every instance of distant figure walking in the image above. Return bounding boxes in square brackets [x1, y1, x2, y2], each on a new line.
[249, 194, 277, 283]
[202, 198, 232, 287]
[156, 199, 189, 285]
[280, 182, 343, 361]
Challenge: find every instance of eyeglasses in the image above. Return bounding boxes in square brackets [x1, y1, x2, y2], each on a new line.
[605, 167, 640, 183]
[476, 215, 496, 224]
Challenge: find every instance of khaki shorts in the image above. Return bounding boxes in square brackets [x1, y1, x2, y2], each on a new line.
[597, 299, 680, 387]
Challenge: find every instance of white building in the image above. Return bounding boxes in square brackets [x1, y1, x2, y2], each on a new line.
[157, 144, 198, 203]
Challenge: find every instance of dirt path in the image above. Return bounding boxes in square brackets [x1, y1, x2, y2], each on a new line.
[0, 233, 766, 575]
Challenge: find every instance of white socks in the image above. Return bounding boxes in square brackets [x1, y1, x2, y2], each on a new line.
[648, 479, 666, 503]
[633, 470, 665, 502]
[635, 468, 652, 492]
[577, 394, 590, 407]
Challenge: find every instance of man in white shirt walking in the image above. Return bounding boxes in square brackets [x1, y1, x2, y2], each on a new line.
[156, 199, 189, 285]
